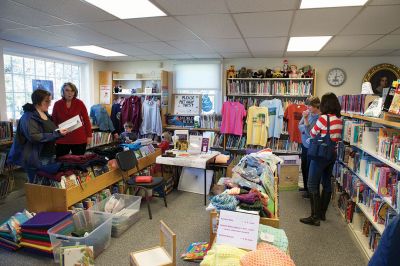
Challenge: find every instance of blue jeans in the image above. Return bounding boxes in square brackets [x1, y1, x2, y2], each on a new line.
[307, 155, 336, 193]
[300, 144, 310, 190]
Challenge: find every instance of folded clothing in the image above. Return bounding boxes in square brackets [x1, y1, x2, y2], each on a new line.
[57, 153, 98, 163]
[36, 170, 75, 182]
[258, 224, 289, 252]
[235, 192, 259, 204]
[200, 244, 248, 266]
[240, 242, 295, 266]
[210, 194, 239, 211]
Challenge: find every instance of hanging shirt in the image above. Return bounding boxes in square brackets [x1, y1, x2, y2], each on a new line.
[284, 104, 307, 143]
[111, 103, 122, 133]
[140, 99, 162, 136]
[246, 106, 269, 146]
[260, 99, 284, 138]
[221, 101, 246, 136]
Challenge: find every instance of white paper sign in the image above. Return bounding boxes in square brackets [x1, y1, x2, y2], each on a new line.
[216, 210, 260, 250]
[173, 94, 200, 115]
[100, 85, 111, 104]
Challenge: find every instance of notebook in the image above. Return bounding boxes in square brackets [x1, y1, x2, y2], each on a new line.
[22, 212, 72, 229]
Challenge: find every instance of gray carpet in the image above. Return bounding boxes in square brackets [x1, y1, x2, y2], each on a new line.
[0, 189, 367, 266]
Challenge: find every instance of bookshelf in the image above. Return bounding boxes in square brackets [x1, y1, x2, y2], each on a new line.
[164, 126, 220, 132]
[342, 112, 400, 130]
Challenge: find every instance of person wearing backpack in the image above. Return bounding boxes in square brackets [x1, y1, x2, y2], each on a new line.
[300, 93, 343, 226]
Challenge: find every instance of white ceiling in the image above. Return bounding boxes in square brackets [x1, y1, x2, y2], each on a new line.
[0, 0, 399, 61]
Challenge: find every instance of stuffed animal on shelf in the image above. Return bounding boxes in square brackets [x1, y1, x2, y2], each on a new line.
[227, 65, 236, 79]
[301, 65, 314, 78]
[282, 59, 290, 78]
[265, 68, 273, 78]
[272, 67, 282, 78]
[298, 69, 304, 78]
[252, 71, 259, 78]
[247, 69, 253, 78]
[158, 131, 172, 154]
[238, 67, 248, 78]
[257, 69, 264, 78]
[289, 65, 298, 78]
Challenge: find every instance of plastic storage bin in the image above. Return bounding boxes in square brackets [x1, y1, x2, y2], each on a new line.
[89, 194, 141, 237]
[48, 210, 113, 263]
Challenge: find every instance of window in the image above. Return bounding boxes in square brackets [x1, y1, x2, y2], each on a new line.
[3, 54, 82, 120]
[174, 62, 221, 114]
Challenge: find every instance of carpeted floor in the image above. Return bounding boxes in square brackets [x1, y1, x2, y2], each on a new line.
[0, 188, 368, 266]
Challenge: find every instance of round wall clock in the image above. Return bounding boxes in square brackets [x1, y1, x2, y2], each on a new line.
[327, 68, 346, 87]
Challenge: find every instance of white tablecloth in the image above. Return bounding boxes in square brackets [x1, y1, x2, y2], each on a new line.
[156, 151, 220, 169]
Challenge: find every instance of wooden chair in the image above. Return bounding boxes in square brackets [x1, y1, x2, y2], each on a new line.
[130, 220, 176, 266]
[116, 149, 167, 219]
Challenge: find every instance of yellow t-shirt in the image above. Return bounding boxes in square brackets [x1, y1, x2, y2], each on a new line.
[246, 106, 269, 146]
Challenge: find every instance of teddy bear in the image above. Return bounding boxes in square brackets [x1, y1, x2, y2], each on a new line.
[265, 68, 273, 78]
[289, 65, 298, 78]
[272, 67, 282, 78]
[238, 67, 248, 78]
[158, 131, 172, 153]
[227, 65, 236, 79]
[282, 59, 290, 78]
[257, 69, 264, 78]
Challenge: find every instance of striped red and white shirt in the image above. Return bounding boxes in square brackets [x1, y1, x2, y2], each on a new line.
[310, 114, 343, 142]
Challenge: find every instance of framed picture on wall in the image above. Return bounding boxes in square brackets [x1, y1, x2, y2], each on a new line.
[363, 63, 400, 96]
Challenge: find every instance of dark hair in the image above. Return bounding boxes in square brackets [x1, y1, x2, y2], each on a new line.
[124, 122, 133, 129]
[305, 96, 320, 108]
[61, 82, 78, 98]
[320, 92, 341, 117]
[31, 89, 51, 106]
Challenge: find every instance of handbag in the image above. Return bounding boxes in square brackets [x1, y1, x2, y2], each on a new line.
[307, 115, 336, 161]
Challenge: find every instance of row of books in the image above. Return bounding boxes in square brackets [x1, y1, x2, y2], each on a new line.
[0, 152, 7, 174]
[0, 122, 12, 142]
[226, 135, 246, 150]
[227, 80, 313, 96]
[133, 144, 156, 159]
[88, 132, 112, 148]
[360, 215, 381, 253]
[211, 133, 224, 148]
[268, 139, 301, 153]
[70, 188, 112, 212]
[377, 128, 400, 164]
[338, 94, 378, 114]
[197, 114, 222, 129]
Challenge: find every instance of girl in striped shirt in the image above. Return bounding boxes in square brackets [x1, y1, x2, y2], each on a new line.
[300, 93, 343, 226]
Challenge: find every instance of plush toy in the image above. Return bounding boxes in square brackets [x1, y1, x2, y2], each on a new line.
[158, 131, 172, 153]
[298, 69, 304, 78]
[272, 67, 282, 78]
[247, 69, 253, 78]
[301, 65, 313, 78]
[227, 65, 236, 79]
[252, 71, 259, 78]
[238, 67, 248, 78]
[257, 69, 264, 78]
[289, 65, 298, 78]
[282, 59, 289, 78]
[265, 68, 273, 78]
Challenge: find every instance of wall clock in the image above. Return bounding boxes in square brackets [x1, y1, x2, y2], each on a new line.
[327, 68, 346, 87]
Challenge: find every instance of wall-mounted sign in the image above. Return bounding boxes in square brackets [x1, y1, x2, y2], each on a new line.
[173, 94, 201, 115]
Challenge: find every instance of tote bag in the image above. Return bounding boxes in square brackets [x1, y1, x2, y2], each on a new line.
[307, 115, 336, 161]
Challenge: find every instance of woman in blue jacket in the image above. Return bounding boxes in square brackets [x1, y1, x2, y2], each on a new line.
[7, 89, 67, 182]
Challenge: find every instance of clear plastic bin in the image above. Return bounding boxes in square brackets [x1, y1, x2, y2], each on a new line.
[48, 210, 113, 263]
[88, 194, 141, 237]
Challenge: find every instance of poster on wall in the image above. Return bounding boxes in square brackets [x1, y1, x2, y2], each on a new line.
[173, 94, 201, 115]
[32, 80, 54, 95]
[100, 85, 111, 104]
[363, 63, 400, 96]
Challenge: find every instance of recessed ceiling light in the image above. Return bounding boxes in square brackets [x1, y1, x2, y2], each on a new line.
[69, 45, 127, 57]
[84, 0, 166, 19]
[300, 0, 368, 9]
[287, 36, 332, 51]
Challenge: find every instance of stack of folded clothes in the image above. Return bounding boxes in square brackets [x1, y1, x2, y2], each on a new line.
[20, 212, 72, 257]
[0, 210, 34, 251]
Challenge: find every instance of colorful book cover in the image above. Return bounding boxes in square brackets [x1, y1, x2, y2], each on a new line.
[181, 242, 209, 261]
[61, 245, 94, 266]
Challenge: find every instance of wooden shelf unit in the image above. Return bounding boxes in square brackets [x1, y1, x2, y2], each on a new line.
[341, 112, 400, 129]
[25, 149, 161, 212]
[164, 126, 220, 132]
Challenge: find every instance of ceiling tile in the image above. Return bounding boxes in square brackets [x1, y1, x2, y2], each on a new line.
[291, 7, 361, 36]
[226, 0, 298, 13]
[390, 27, 400, 34]
[233, 11, 293, 38]
[323, 35, 383, 51]
[368, 0, 400, 5]
[351, 49, 395, 56]
[387, 49, 400, 56]
[316, 50, 354, 56]
[167, 40, 214, 53]
[11, 0, 118, 23]
[0, 0, 68, 26]
[204, 38, 248, 53]
[221, 52, 252, 58]
[0, 28, 72, 48]
[162, 54, 194, 59]
[341, 5, 400, 34]
[363, 35, 400, 50]
[100, 43, 153, 56]
[176, 14, 241, 38]
[134, 42, 183, 54]
[246, 37, 287, 54]
[137, 55, 167, 61]
[125, 17, 199, 41]
[42, 24, 116, 44]
[191, 53, 222, 59]
[153, 0, 228, 15]
[81, 21, 157, 43]
[0, 18, 29, 31]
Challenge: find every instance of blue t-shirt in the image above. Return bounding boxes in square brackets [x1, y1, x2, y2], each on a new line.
[298, 113, 319, 148]
[259, 99, 284, 138]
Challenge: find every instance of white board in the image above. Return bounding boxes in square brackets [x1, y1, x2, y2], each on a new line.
[173, 94, 200, 115]
[178, 167, 213, 195]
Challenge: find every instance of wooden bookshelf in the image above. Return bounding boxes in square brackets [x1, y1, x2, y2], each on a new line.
[164, 126, 220, 132]
[227, 94, 311, 98]
[341, 112, 400, 129]
[25, 149, 161, 212]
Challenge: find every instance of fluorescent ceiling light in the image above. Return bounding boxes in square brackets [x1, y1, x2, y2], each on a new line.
[300, 0, 368, 9]
[287, 36, 332, 51]
[69, 45, 127, 57]
[84, 0, 166, 19]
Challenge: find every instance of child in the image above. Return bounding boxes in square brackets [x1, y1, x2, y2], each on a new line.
[120, 122, 137, 143]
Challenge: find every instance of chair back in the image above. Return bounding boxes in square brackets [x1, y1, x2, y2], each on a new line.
[116, 149, 139, 172]
[160, 220, 176, 266]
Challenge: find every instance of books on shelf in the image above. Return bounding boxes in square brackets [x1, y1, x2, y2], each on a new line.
[88, 132, 112, 148]
[227, 79, 312, 96]
[338, 94, 379, 114]
[0, 121, 12, 142]
[225, 135, 246, 150]
[167, 114, 221, 129]
[388, 85, 400, 115]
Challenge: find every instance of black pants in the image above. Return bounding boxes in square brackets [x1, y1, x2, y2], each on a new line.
[56, 143, 87, 157]
[301, 144, 311, 191]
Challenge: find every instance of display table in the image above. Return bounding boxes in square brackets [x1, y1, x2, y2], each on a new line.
[25, 149, 161, 212]
[156, 151, 220, 205]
